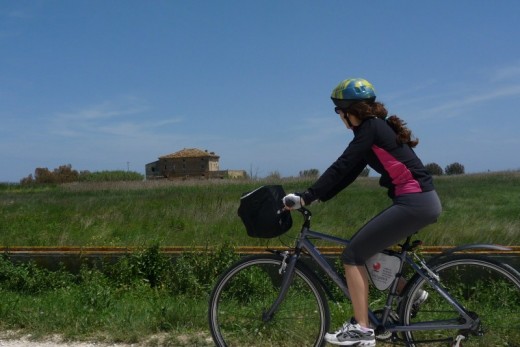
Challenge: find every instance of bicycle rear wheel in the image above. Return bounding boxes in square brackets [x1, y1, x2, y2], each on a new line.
[400, 254, 520, 346]
[208, 254, 330, 347]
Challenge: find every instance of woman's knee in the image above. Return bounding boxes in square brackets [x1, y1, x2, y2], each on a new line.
[341, 247, 366, 265]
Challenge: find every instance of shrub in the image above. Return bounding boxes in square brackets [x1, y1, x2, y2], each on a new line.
[0, 256, 75, 294]
[78, 265, 114, 309]
[20, 166, 144, 185]
[0, 244, 239, 298]
[264, 171, 282, 182]
[78, 170, 144, 182]
[106, 244, 173, 289]
[299, 169, 320, 178]
[425, 162, 443, 176]
[445, 162, 465, 175]
[169, 243, 239, 297]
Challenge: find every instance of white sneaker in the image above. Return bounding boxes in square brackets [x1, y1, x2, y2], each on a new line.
[325, 318, 376, 346]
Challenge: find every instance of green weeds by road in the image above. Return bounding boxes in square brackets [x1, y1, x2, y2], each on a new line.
[0, 245, 237, 345]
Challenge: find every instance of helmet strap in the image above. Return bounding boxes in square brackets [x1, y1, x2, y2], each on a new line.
[344, 113, 354, 128]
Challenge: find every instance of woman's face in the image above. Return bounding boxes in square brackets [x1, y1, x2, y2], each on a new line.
[337, 109, 360, 129]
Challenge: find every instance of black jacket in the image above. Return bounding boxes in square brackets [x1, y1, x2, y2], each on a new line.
[302, 117, 434, 204]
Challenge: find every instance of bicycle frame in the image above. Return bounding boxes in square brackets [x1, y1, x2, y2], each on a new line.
[263, 207, 508, 336]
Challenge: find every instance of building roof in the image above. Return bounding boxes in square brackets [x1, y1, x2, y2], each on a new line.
[159, 148, 220, 159]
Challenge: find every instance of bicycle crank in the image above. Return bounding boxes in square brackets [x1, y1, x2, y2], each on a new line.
[451, 334, 465, 347]
[372, 310, 399, 341]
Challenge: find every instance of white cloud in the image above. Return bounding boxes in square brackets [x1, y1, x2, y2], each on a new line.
[55, 98, 148, 121]
[50, 98, 183, 138]
[421, 83, 520, 117]
[490, 61, 520, 82]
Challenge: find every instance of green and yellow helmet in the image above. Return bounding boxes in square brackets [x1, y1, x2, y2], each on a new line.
[331, 78, 376, 109]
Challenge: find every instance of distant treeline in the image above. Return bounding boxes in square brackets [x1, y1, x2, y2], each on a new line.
[17, 160, 465, 186]
[20, 164, 144, 185]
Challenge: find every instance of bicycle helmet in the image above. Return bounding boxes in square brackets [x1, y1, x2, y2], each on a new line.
[331, 78, 376, 109]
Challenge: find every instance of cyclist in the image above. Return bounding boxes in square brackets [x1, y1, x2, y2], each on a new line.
[283, 78, 442, 346]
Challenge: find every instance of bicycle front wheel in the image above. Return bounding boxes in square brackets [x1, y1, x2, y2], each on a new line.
[208, 254, 330, 347]
[400, 254, 520, 346]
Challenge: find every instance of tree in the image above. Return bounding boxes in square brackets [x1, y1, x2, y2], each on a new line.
[53, 164, 79, 183]
[299, 169, 320, 178]
[424, 162, 443, 176]
[34, 167, 55, 184]
[445, 162, 465, 175]
[359, 166, 370, 177]
[20, 165, 143, 185]
[20, 174, 34, 185]
[265, 171, 281, 181]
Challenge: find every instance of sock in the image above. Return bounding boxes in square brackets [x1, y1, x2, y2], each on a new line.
[359, 325, 373, 333]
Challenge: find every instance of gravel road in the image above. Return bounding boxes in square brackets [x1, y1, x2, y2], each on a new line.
[0, 338, 136, 347]
[0, 332, 213, 347]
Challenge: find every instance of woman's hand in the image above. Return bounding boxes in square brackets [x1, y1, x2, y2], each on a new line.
[283, 193, 305, 210]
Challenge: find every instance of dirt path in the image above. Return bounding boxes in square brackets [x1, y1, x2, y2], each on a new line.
[0, 338, 136, 347]
[0, 332, 213, 347]
[0, 340, 130, 347]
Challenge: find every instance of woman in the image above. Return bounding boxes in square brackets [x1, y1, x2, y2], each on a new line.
[283, 78, 442, 346]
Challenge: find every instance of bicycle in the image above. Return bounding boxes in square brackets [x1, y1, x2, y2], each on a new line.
[208, 200, 520, 346]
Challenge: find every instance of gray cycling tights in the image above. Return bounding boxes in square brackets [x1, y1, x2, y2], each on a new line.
[342, 190, 442, 265]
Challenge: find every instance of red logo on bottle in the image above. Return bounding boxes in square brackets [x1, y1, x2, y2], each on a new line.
[373, 262, 381, 272]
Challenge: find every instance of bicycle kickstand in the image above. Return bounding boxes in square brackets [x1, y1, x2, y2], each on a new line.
[451, 335, 465, 347]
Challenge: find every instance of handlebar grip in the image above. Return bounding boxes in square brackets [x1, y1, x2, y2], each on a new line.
[284, 198, 295, 208]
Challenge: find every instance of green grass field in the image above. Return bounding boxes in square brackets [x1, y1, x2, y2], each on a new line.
[1, 171, 519, 248]
[0, 172, 519, 345]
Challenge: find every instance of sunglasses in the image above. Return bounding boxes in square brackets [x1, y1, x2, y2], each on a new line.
[334, 107, 344, 114]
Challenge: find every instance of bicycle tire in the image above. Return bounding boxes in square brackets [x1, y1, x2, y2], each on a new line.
[208, 254, 330, 347]
[399, 254, 520, 346]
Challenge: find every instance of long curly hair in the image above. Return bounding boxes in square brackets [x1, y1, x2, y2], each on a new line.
[346, 101, 419, 148]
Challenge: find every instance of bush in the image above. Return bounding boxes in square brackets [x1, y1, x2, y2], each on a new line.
[360, 166, 370, 177]
[20, 166, 144, 185]
[0, 244, 239, 298]
[299, 169, 320, 178]
[445, 162, 465, 175]
[425, 163, 443, 176]
[105, 244, 174, 289]
[265, 171, 282, 181]
[79, 170, 144, 182]
[0, 256, 75, 294]
[169, 243, 239, 296]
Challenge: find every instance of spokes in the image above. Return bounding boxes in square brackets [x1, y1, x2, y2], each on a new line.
[209, 255, 330, 347]
[400, 256, 520, 346]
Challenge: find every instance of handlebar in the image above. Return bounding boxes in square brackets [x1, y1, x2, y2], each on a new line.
[284, 198, 296, 208]
[283, 205, 312, 226]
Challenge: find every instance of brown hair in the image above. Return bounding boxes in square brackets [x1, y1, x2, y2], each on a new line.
[346, 101, 419, 148]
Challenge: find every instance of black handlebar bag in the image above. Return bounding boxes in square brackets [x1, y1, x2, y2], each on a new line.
[237, 185, 293, 238]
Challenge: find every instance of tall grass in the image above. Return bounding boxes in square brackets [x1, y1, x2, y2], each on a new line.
[0, 244, 237, 345]
[0, 172, 519, 247]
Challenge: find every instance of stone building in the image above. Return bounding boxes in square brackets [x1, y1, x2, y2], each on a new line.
[145, 148, 245, 180]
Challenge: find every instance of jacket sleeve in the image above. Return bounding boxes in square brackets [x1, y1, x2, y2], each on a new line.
[302, 121, 375, 204]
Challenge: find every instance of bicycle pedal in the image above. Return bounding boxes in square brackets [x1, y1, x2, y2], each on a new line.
[375, 330, 392, 340]
[451, 335, 465, 347]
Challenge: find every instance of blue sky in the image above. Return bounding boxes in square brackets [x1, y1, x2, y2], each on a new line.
[1, 1, 520, 182]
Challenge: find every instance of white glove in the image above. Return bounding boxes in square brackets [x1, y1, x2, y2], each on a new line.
[283, 194, 304, 209]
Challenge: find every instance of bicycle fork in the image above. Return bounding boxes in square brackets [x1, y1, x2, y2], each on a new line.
[262, 251, 297, 322]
